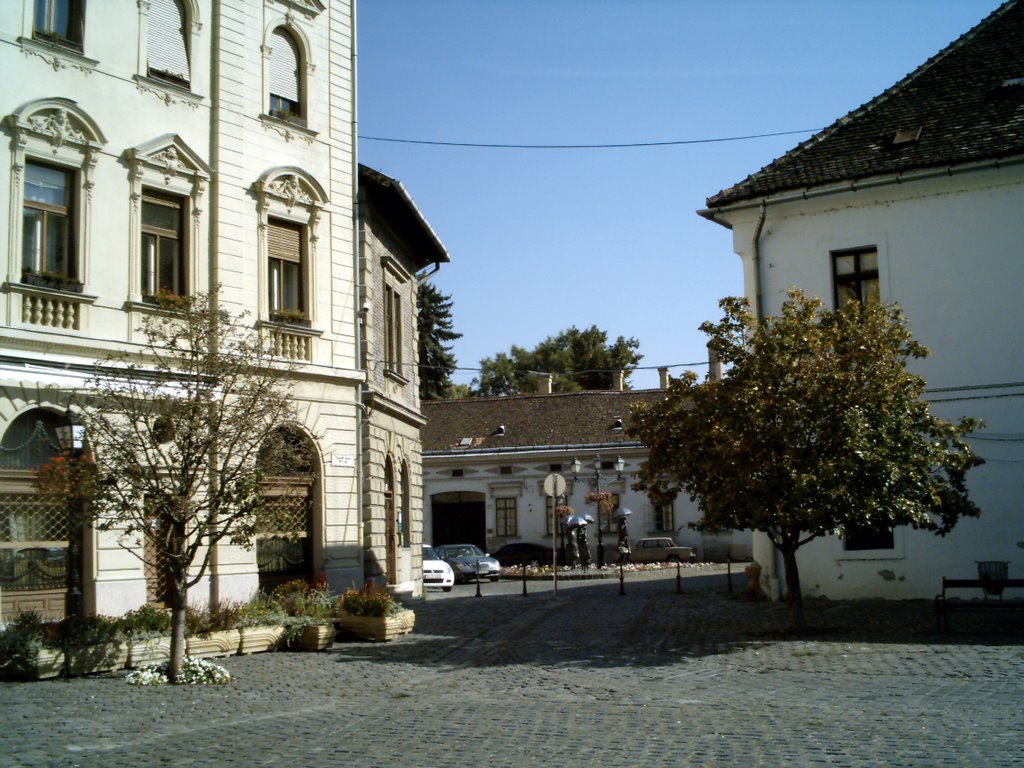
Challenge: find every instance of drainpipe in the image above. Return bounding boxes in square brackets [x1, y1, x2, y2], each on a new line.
[207, 0, 224, 608]
[416, 262, 441, 285]
[751, 201, 766, 322]
[749, 202, 783, 601]
[350, 0, 366, 589]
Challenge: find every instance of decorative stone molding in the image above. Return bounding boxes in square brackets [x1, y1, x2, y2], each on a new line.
[124, 135, 211, 305]
[18, 38, 98, 75]
[133, 75, 204, 110]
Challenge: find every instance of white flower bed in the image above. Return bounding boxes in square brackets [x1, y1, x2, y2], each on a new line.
[126, 655, 232, 686]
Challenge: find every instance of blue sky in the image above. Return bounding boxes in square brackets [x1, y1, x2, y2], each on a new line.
[357, 0, 1001, 391]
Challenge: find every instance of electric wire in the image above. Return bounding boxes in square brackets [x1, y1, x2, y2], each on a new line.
[358, 128, 822, 150]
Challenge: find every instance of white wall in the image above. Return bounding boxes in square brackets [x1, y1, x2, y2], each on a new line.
[718, 164, 1024, 598]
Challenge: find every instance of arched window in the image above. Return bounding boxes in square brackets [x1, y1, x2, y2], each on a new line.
[400, 461, 411, 547]
[147, 0, 190, 87]
[384, 457, 397, 583]
[0, 410, 72, 618]
[268, 27, 303, 125]
[255, 428, 315, 591]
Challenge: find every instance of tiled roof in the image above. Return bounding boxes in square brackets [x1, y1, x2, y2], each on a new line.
[421, 389, 666, 453]
[706, 1, 1024, 208]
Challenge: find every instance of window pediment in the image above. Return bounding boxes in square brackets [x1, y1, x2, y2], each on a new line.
[268, 0, 325, 19]
[7, 98, 105, 153]
[128, 135, 211, 186]
[257, 167, 327, 214]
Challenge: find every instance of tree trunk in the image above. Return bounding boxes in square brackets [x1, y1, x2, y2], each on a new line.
[168, 578, 187, 683]
[780, 544, 805, 632]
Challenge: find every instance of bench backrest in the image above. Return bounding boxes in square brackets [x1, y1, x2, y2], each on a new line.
[943, 577, 1024, 590]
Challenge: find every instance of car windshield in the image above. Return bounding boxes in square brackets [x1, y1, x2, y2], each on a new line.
[444, 545, 484, 558]
[423, 546, 439, 560]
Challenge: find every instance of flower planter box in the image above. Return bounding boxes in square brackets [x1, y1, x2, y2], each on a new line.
[21, 273, 85, 293]
[125, 636, 171, 669]
[2, 642, 127, 679]
[238, 625, 286, 655]
[336, 609, 415, 642]
[290, 624, 335, 651]
[185, 629, 241, 659]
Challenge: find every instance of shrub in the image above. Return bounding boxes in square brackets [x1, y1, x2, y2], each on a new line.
[185, 601, 241, 637]
[237, 595, 287, 628]
[338, 583, 399, 618]
[119, 605, 172, 638]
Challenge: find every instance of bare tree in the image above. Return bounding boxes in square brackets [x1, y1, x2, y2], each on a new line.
[77, 291, 304, 680]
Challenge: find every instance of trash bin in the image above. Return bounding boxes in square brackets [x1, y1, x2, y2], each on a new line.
[976, 560, 1009, 597]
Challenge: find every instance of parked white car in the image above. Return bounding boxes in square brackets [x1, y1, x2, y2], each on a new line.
[423, 545, 454, 591]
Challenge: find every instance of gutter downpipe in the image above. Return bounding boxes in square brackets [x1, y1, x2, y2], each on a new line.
[350, 0, 366, 588]
[750, 202, 783, 603]
[207, 0, 223, 608]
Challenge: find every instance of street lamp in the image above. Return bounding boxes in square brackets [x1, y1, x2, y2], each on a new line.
[55, 422, 86, 621]
[571, 453, 625, 567]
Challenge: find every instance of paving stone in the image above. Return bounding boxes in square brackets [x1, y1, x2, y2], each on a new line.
[1, 571, 1022, 767]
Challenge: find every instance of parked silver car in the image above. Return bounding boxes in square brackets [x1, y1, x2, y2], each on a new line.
[434, 544, 501, 583]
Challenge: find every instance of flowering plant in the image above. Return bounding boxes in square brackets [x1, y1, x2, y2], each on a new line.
[35, 453, 99, 499]
[337, 582, 399, 618]
[126, 655, 232, 686]
[554, 504, 575, 517]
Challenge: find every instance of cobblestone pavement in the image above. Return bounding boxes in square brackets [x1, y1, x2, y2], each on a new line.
[2, 569, 1023, 768]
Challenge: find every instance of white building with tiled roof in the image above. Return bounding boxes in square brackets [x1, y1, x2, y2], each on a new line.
[700, 1, 1024, 600]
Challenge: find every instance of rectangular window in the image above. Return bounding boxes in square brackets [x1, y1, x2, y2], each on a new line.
[495, 497, 517, 537]
[141, 193, 185, 298]
[33, 0, 83, 49]
[23, 162, 74, 278]
[832, 247, 880, 309]
[654, 503, 674, 532]
[268, 220, 304, 317]
[384, 284, 403, 373]
[843, 523, 894, 551]
[147, 0, 190, 87]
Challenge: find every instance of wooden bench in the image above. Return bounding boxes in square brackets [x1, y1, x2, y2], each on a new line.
[935, 577, 1024, 631]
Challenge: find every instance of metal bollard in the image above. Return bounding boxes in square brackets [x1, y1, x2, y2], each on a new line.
[522, 562, 528, 596]
[676, 560, 682, 594]
[619, 560, 625, 596]
[475, 559, 482, 598]
[727, 556, 733, 593]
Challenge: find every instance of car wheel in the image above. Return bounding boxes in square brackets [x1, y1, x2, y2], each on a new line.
[489, 576, 500, 582]
[443, 586, 452, 592]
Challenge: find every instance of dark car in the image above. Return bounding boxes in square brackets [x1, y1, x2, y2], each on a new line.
[492, 542, 555, 568]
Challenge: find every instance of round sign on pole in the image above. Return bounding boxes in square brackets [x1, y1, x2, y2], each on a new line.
[543, 473, 566, 497]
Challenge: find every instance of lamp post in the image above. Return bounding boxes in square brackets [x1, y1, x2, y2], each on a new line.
[55, 422, 86, 621]
[571, 453, 625, 568]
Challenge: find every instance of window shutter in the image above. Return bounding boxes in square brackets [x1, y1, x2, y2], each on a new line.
[148, 0, 190, 83]
[269, 29, 300, 102]
[268, 222, 302, 263]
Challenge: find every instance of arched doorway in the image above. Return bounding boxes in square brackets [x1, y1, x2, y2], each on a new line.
[255, 428, 317, 592]
[0, 409, 78, 618]
[384, 457, 396, 583]
[430, 491, 486, 548]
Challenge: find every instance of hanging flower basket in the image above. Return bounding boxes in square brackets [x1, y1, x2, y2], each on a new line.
[35, 453, 99, 499]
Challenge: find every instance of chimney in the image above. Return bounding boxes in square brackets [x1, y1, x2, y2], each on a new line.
[613, 370, 625, 391]
[537, 373, 553, 395]
[658, 367, 670, 390]
[708, 345, 723, 382]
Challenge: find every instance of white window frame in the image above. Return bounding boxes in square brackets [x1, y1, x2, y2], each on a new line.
[133, 0, 204, 107]
[125, 135, 210, 309]
[5, 99, 104, 325]
[260, 20, 316, 140]
[255, 167, 326, 326]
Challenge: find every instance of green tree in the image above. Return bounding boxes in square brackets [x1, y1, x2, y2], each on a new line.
[630, 291, 983, 631]
[474, 325, 642, 395]
[77, 291, 304, 681]
[416, 283, 462, 400]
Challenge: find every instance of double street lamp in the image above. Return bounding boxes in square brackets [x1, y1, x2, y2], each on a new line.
[571, 453, 625, 568]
